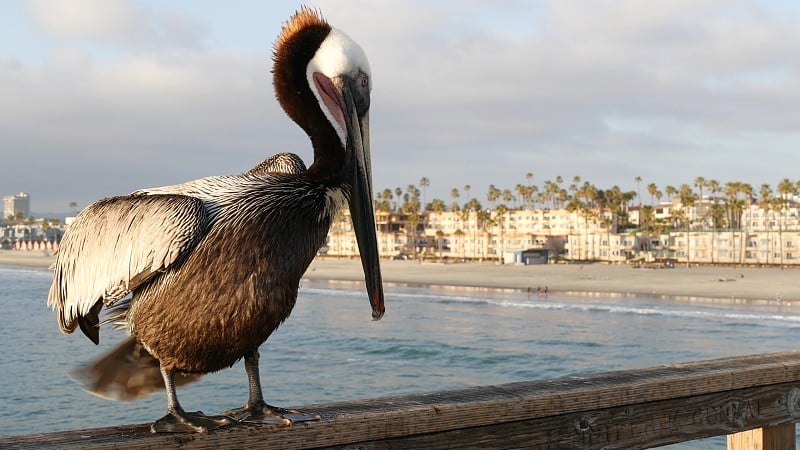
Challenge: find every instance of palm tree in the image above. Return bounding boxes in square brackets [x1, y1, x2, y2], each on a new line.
[694, 176, 706, 229]
[476, 209, 492, 261]
[694, 177, 706, 201]
[515, 184, 529, 209]
[709, 201, 725, 263]
[566, 197, 585, 261]
[535, 190, 547, 209]
[739, 183, 754, 265]
[600, 216, 613, 262]
[777, 178, 796, 269]
[558, 188, 569, 210]
[554, 176, 564, 208]
[464, 198, 482, 259]
[406, 214, 420, 259]
[640, 205, 654, 234]
[495, 204, 509, 263]
[501, 189, 515, 206]
[665, 185, 677, 201]
[707, 179, 721, 264]
[429, 196, 446, 250]
[679, 184, 696, 267]
[724, 182, 740, 231]
[647, 183, 658, 206]
[394, 187, 403, 212]
[450, 188, 460, 212]
[759, 183, 773, 265]
[724, 182, 740, 267]
[669, 207, 687, 260]
[419, 177, 430, 209]
[635, 176, 642, 207]
[377, 188, 394, 212]
[402, 185, 422, 258]
[544, 180, 558, 208]
[454, 229, 465, 260]
[707, 179, 720, 199]
[486, 184, 501, 208]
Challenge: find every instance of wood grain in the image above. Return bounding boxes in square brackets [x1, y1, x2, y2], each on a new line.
[4, 350, 800, 449]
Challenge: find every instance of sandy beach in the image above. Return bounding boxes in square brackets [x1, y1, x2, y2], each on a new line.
[3, 249, 799, 302]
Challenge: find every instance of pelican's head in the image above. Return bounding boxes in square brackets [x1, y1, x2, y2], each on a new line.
[273, 8, 384, 320]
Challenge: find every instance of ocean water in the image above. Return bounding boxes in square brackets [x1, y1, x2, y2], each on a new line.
[2, 265, 800, 448]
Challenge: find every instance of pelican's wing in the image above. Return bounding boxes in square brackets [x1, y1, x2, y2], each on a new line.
[48, 194, 208, 343]
[245, 152, 307, 176]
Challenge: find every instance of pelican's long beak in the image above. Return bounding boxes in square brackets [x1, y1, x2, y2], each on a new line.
[342, 78, 385, 320]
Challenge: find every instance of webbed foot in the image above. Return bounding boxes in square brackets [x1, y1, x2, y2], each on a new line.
[222, 401, 320, 425]
[150, 410, 233, 433]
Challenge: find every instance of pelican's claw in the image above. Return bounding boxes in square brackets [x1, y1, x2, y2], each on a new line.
[150, 410, 233, 434]
[222, 401, 320, 425]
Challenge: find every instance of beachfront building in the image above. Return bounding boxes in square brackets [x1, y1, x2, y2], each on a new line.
[1, 222, 63, 252]
[3, 192, 30, 222]
[667, 229, 800, 266]
[324, 210, 413, 258]
[295, 187, 800, 267]
[561, 228, 800, 267]
[0, 192, 67, 252]
[564, 232, 644, 263]
[324, 208, 614, 262]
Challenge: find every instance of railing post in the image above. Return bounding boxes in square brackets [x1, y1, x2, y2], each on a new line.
[728, 424, 796, 450]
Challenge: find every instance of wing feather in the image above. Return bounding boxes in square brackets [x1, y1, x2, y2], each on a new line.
[48, 194, 208, 337]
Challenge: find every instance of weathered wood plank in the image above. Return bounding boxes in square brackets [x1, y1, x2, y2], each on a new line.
[340, 382, 800, 449]
[4, 350, 800, 450]
[728, 424, 796, 450]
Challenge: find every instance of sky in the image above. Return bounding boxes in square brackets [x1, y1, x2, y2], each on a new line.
[1, 0, 799, 213]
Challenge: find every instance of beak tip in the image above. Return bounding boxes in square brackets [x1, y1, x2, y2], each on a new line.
[372, 308, 385, 321]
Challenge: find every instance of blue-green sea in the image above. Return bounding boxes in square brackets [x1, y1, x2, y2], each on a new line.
[2, 265, 800, 448]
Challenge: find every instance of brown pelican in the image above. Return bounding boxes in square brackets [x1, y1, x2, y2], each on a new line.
[48, 8, 384, 433]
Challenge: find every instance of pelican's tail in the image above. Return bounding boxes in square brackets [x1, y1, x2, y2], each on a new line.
[71, 336, 201, 401]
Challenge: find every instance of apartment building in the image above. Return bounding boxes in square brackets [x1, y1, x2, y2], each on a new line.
[3, 192, 30, 220]
[325, 198, 800, 266]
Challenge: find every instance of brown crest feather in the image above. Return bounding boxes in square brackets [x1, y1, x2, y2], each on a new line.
[274, 6, 330, 56]
[271, 5, 335, 155]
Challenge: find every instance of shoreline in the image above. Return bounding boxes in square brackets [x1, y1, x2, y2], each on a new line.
[6, 250, 798, 303]
[305, 258, 799, 304]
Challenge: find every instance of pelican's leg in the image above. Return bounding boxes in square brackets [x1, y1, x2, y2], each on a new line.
[222, 349, 320, 424]
[151, 366, 233, 433]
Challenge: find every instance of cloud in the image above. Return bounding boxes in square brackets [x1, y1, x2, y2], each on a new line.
[318, 1, 800, 191]
[24, 0, 205, 50]
[3, 1, 800, 213]
[0, 44, 290, 213]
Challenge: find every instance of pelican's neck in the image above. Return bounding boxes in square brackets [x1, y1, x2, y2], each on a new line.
[273, 12, 346, 186]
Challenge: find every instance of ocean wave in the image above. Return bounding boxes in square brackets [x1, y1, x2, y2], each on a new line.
[301, 284, 800, 327]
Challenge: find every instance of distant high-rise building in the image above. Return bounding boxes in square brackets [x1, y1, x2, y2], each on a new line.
[3, 192, 30, 220]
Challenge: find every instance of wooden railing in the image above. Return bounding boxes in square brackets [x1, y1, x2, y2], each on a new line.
[4, 351, 800, 449]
